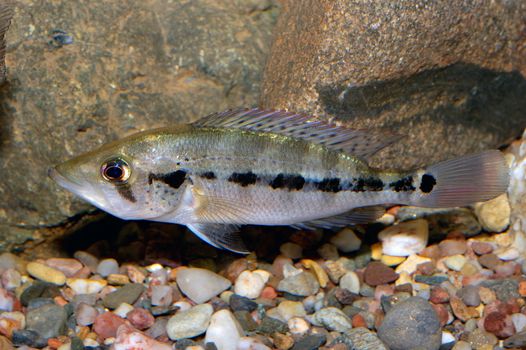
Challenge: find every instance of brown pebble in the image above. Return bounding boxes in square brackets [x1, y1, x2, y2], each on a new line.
[394, 283, 413, 294]
[430, 303, 449, 327]
[272, 332, 294, 350]
[419, 244, 441, 260]
[334, 287, 359, 305]
[518, 281, 526, 297]
[478, 254, 501, 270]
[416, 261, 436, 276]
[92, 312, 126, 339]
[351, 313, 367, 328]
[430, 286, 450, 304]
[450, 296, 479, 322]
[224, 258, 249, 282]
[363, 262, 398, 287]
[127, 308, 155, 330]
[484, 311, 515, 338]
[439, 239, 467, 257]
[471, 241, 493, 255]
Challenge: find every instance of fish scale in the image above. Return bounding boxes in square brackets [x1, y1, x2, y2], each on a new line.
[51, 108, 510, 253]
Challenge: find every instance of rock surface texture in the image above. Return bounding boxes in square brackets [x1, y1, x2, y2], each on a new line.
[0, 0, 279, 249]
[260, 0, 526, 170]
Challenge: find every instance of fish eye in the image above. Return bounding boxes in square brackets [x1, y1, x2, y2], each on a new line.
[101, 158, 131, 183]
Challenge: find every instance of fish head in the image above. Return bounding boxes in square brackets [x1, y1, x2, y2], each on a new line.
[49, 129, 188, 220]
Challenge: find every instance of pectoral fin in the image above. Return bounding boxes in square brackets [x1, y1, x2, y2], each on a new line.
[187, 223, 249, 254]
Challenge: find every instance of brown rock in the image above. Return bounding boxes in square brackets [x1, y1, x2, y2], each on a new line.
[0, 335, 13, 350]
[272, 332, 294, 350]
[93, 312, 127, 339]
[450, 296, 479, 322]
[364, 262, 398, 287]
[478, 254, 501, 270]
[429, 286, 450, 304]
[261, 0, 525, 170]
[439, 239, 467, 257]
[126, 308, 155, 330]
[484, 311, 516, 338]
[430, 303, 449, 327]
[471, 241, 494, 255]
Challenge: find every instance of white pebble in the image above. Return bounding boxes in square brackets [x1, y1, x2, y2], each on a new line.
[0, 288, 13, 311]
[512, 313, 526, 333]
[330, 228, 361, 252]
[167, 304, 213, 340]
[280, 242, 303, 259]
[443, 255, 467, 271]
[495, 247, 520, 261]
[339, 271, 360, 294]
[288, 317, 310, 335]
[237, 337, 271, 350]
[151, 285, 173, 306]
[474, 193, 510, 233]
[176, 268, 231, 304]
[282, 264, 302, 278]
[441, 331, 455, 344]
[234, 270, 270, 299]
[113, 303, 134, 318]
[395, 254, 432, 275]
[378, 219, 428, 256]
[67, 278, 107, 294]
[205, 309, 244, 350]
[173, 301, 192, 312]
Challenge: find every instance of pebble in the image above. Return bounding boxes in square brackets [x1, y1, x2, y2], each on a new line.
[113, 302, 134, 318]
[430, 286, 450, 304]
[234, 270, 270, 299]
[339, 271, 360, 294]
[457, 285, 481, 307]
[27, 262, 66, 286]
[471, 241, 493, 255]
[272, 332, 294, 350]
[288, 317, 310, 335]
[280, 243, 303, 259]
[237, 337, 271, 350]
[451, 341, 471, 350]
[317, 243, 339, 260]
[12, 329, 47, 348]
[229, 294, 257, 312]
[72, 251, 99, 272]
[277, 301, 306, 321]
[45, 258, 83, 277]
[96, 258, 119, 277]
[205, 309, 244, 350]
[176, 268, 232, 304]
[378, 219, 428, 256]
[291, 334, 326, 350]
[449, 297, 479, 322]
[478, 254, 500, 270]
[0, 288, 14, 311]
[127, 308, 155, 330]
[277, 271, 320, 296]
[103, 283, 145, 309]
[330, 228, 362, 252]
[108, 273, 131, 285]
[151, 285, 173, 306]
[438, 239, 467, 256]
[378, 297, 441, 350]
[345, 327, 388, 350]
[0, 335, 13, 350]
[474, 193, 510, 233]
[512, 313, 526, 333]
[75, 302, 98, 326]
[66, 278, 107, 294]
[93, 312, 126, 339]
[484, 311, 515, 338]
[312, 307, 352, 332]
[257, 316, 288, 335]
[114, 324, 172, 350]
[1, 269, 21, 290]
[26, 303, 68, 339]
[466, 328, 498, 348]
[167, 304, 213, 340]
[0, 253, 26, 274]
[363, 262, 398, 286]
[503, 330, 526, 348]
[443, 255, 467, 271]
[396, 255, 431, 274]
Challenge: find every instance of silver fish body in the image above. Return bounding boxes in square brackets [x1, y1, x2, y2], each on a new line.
[50, 109, 510, 252]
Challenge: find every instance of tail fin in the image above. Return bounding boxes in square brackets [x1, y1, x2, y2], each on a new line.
[413, 150, 509, 208]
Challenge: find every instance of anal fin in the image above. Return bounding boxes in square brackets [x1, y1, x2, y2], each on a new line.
[187, 223, 249, 254]
[291, 206, 385, 230]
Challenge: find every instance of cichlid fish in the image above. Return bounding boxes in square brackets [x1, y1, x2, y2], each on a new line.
[50, 108, 510, 253]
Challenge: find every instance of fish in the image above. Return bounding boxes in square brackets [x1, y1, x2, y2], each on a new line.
[49, 108, 510, 253]
[0, 1, 14, 84]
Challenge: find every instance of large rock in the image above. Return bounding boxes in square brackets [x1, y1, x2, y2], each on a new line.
[260, 0, 526, 170]
[0, 0, 279, 249]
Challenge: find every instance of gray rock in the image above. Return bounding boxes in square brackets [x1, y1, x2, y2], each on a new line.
[345, 327, 388, 350]
[96, 258, 119, 277]
[26, 303, 68, 339]
[0, 0, 279, 250]
[504, 330, 526, 348]
[291, 334, 327, 350]
[479, 279, 519, 302]
[377, 297, 441, 350]
[75, 302, 98, 326]
[261, 1, 526, 169]
[312, 307, 352, 332]
[257, 316, 288, 335]
[167, 304, 213, 340]
[102, 283, 145, 309]
[457, 285, 481, 307]
[277, 271, 319, 296]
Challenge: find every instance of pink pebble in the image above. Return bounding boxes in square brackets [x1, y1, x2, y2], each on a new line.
[93, 311, 127, 339]
[127, 308, 155, 330]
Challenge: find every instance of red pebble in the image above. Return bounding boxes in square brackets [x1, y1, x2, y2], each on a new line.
[351, 313, 367, 328]
[363, 262, 398, 287]
[93, 312, 127, 339]
[519, 281, 526, 297]
[430, 303, 449, 327]
[126, 308, 155, 330]
[260, 286, 277, 299]
[484, 311, 515, 338]
[430, 286, 450, 304]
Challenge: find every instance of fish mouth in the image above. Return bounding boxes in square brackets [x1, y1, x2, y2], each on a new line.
[48, 166, 82, 190]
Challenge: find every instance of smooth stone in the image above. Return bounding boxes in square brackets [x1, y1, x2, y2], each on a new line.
[45, 258, 83, 277]
[237, 337, 271, 350]
[467, 328, 498, 348]
[75, 302, 98, 326]
[291, 334, 326, 350]
[257, 316, 289, 335]
[20, 282, 60, 306]
[151, 285, 173, 306]
[339, 271, 360, 294]
[26, 262, 66, 286]
[234, 270, 270, 299]
[512, 313, 526, 333]
[176, 268, 232, 304]
[312, 307, 352, 332]
[234, 310, 258, 332]
[113, 303, 134, 318]
[474, 193, 510, 233]
[114, 323, 172, 350]
[167, 304, 213, 340]
[288, 317, 310, 335]
[277, 271, 320, 296]
[378, 297, 441, 350]
[438, 239, 467, 257]
[205, 309, 244, 350]
[26, 304, 68, 339]
[0, 253, 27, 274]
[280, 242, 303, 259]
[451, 340, 471, 350]
[317, 243, 339, 260]
[363, 262, 398, 286]
[503, 330, 526, 348]
[12, 329, 47, 348]
[93, 312, 126, 339]
[1, 269, 21, 290]
[127, 308, 155, 330]
[414, 275, 448, 285]
[345, 327, 388, 350]
[72, 251, 99, 272]
[378, 219, 428, 256]
[230, 294, 258, 312]
[103, 283, 145, 309]
[277, 301, 306, 321]
[457, 285, 481, 307]
[96, 258, 119, 277]
[395, 254, 432, 275]
[0, 288, 14, 311]
[66, 278, 107, 294]
[443, 255, 467, 271]
[330, 228, 362, 253]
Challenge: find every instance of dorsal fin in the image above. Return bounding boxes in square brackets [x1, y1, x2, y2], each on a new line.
[192, 108, 400, 158]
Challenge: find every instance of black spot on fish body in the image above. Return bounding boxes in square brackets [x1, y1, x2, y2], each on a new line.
[316, 178, 342, 193]
[270, 173, 306, 190]
[148, 170, 187, 189]
[200, 171, 216, 180]
[117, 184, 137, 203]
[390, 176, 416, 192]
[363, 177, 384, 191]
[228, 172, 258, 186]
[420, 174, 436, 193]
